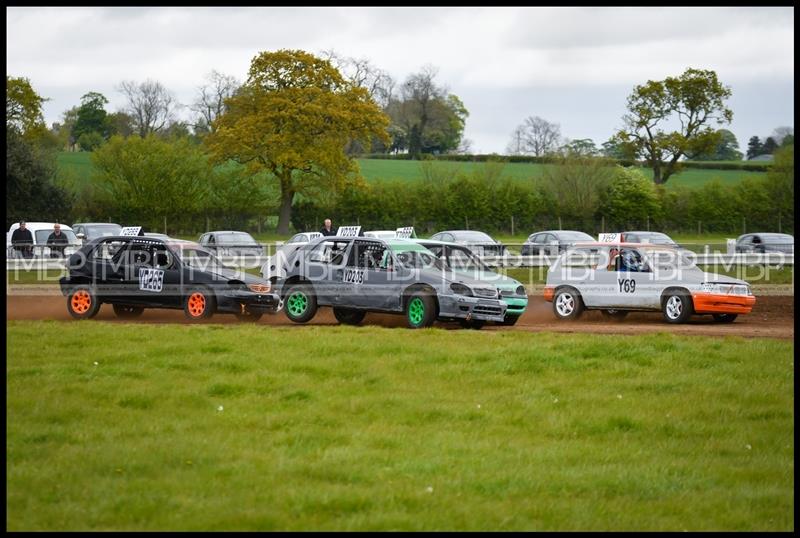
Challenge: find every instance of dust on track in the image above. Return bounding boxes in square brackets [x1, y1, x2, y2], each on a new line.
[7, 291, 794, 339]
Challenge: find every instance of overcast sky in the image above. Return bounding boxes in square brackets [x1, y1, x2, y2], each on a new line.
[6, 6, 794, 154]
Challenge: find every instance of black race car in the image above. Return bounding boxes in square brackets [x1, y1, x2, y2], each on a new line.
[59, 236, 282, 321]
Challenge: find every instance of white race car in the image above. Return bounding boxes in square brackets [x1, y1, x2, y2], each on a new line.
[543, 240, 756, 323]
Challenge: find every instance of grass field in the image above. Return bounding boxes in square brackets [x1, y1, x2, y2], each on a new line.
[6, 322, 794, 531]
[57, 151, 766, 192]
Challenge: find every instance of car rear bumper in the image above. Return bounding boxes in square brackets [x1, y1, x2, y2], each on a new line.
[691, 292, 756, 314]
[439, 295, 507, 322]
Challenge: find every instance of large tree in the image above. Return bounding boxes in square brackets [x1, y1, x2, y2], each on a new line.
[73, 91, 111, 150]
[204, 49, 390, 234]
[118, 79, 179, 138]
[613, 68, 733, 184]
[746, 136, 763, 160]
[688, 129, 743, 161]
[191, 70, 240, 136]
[7, 76, 49, 141]
[762, 136, 779, 155]
[508, 116, 562, 157]
[385, 66, 468, 157]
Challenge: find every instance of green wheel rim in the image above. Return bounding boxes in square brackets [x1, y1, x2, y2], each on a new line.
[287, 292, 308, 317]
[408, 297, 425, 325]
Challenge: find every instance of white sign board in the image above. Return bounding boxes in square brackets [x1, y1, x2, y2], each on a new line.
[395, 227, 414, 239]
[306, 232, 322, 240]
[336, 226, 361, 238]
[598, 233, 622, 243]
[121, 226, 142, 237]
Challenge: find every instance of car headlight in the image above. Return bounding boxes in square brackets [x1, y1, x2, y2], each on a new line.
[516, 285, 526, 296]
[450, 283, 473, 296]
[248, 283, 271, 293]
[700, 282, 750, 296]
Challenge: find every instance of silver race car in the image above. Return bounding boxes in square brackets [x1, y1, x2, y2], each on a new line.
[544, 239, 756, 323]
[277, 236, 507, 329]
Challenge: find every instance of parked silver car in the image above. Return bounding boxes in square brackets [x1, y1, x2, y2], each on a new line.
[521, 230, 594, 256]
[429, 230, 508, 256]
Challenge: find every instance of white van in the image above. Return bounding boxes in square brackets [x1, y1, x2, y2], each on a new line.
[6, 222, 80, 258]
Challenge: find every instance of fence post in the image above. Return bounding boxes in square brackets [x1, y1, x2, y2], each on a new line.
[164, 216, 167, 235]
[558, 216, 562, 230]
[206, 216, 210, 232]
[465, 216, 469, 229]
[601, 216, 605, 233]
[778, 215, 781, 233]
[257, 217, 261, 234]
[742, 217, 745, 234]
[511, 215, 515, 236]
[646, 215, 650, 231]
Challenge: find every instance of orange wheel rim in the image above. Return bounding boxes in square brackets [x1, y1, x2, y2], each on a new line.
[71, 290, 91, 314]
[188, 292, 206, 317]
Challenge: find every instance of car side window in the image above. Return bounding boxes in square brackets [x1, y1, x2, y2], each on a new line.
[91, 239, 127, 261]
[348, 241, 387, 270]
[612, 248, 649, 272]
[442, 233, 455, 242]
[307, 240, 349, 265]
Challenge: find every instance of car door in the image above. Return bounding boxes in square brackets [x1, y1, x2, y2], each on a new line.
[607, 248, 655, 308]
[341, 240, 395, 310]
[305, 239, 351, 305]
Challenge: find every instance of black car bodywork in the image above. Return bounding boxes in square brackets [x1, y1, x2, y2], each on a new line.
[59, 236, 282, 320]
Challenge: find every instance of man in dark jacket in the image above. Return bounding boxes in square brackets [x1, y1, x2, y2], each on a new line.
[46, 223, 69, 258]
[11, 221, 34, 258]
[319, 219, 337, 236]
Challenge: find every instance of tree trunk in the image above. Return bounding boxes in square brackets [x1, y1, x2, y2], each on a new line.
[277, 187, 294, 235]
[653, 163, 664, 185]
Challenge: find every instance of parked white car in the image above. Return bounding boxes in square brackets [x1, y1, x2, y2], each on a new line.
[544, 240, 756, 323]
[7, 222, 80, 258]
[364, 230, 398, 239]
[261, 232, 323, 281]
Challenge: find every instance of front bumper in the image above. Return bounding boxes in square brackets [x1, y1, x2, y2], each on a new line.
[222, 290, 283, 314]
[438, 294, 507, 322]
[691, 292, 756, 315]
[502, 296, 528, 317]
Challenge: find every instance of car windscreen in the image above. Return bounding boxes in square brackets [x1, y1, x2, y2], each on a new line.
[178, 247, 228, 270]
[558, 232, 594, 241]
[216, 232, 258, 245]
[637, 232, 674, 244]
[35, 229, 78, 244]
[453, 231, 494, 242]
[642, 248, 696, 269]
[85, 224, 122, 238]
[759, 234, 794, 243]
[448, 247, 490, 272]
[390, 244, 444, 270]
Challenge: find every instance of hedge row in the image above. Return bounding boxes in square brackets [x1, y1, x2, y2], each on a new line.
[358, 153, 772, 172]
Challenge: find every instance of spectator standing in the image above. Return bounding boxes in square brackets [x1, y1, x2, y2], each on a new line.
[46, 223, 69, 258]
[319, 218, 337, 237]
[11, 221, 34, 258]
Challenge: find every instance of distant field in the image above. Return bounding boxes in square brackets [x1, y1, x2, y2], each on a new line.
[57, 152, 767, 191]
[6, 322, 794, 530]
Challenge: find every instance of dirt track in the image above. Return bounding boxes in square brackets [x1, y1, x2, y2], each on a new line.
[6, 292, 794, 339]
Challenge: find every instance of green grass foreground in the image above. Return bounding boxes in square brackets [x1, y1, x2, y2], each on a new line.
[6, 322, 794, 531]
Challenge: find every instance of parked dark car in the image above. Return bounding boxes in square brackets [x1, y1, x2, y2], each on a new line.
[429, 230, 508, 256]
[521, 230, 594, 256]
[199, 231, 264, 260]
[60, 236, 281, 321]
[735, 233, 794, 254]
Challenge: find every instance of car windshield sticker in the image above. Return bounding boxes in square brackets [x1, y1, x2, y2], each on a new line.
[139, 268, 165, 292]
[121, 226, 142, 236]
[343, 268, 364, 284]
[598, 233, 621, 243]
[396, 226, 414, 239]
[337, 226, 361, 237]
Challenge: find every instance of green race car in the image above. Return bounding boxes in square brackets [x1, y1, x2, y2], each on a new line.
[414, 239, 528, 325]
